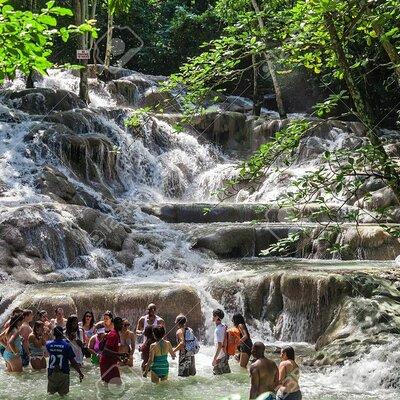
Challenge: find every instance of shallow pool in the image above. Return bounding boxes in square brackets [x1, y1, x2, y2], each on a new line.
[1, 345, 399, 400]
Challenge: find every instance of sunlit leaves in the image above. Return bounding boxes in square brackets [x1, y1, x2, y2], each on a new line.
[0, 0, 97, 82]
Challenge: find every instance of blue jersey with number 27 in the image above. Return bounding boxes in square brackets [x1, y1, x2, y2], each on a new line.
[46, 339, 76, 375]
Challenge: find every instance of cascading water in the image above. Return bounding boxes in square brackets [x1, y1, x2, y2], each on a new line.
[0, 69, 399, 400]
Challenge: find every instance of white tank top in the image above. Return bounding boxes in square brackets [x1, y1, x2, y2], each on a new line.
[143, 315, 161, 329]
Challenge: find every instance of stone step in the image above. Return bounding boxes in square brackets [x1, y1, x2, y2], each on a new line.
[170, 221, 400, 261]
[140, 202, 399, 224]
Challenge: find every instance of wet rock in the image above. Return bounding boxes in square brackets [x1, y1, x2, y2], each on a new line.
[208, 269, 351, 343]
[36, 125, 122, 197]
[356, 187, 400, 211]
[190, 111, 247, 151]
[107, 79, 140, 106]
[141, 203, 268, 223]
[0, 88, 85, 114]
[191, 223, 301, 258]
[139, 88, 181, 113]
[1, 225, 26, 251]
[73, 207, 131, 251]
[338, 226, 400, 260]
[16, 281, 203, 338]
[0, 204, 129, 283]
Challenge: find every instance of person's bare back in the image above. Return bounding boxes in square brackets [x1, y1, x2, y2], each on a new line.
[249, 342, 279, 399]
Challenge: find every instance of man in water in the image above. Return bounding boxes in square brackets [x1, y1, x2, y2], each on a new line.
[19, 309, 33, 367]
[249, 342, 279, 400]
[136, 303, 164, 340]
[100, 316, 128, 386]
[212, 308, 230, 375]
[50, 307, 67, 330]
[46, 326, 84, 396]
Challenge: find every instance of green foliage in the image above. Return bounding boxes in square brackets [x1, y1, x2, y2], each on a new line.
[0, 0, 97, 82]
[125, 107, 152, 128]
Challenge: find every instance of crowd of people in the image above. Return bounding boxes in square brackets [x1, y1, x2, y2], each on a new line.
[0, 304, 302, 400]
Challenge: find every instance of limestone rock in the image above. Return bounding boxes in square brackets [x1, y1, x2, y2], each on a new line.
[0, 88, 85, 114]
[16, 281, 203, 339]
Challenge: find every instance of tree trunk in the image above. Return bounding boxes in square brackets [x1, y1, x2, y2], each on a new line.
[104, 7, 114, 70]
[252, 54, 262, 116]
[75, 0, 90, 103]
[26, 71, 34, 89]
[324, 12, 400, 198]
[251, 0, 287, 118]
[89, 0, 98, 50]
[372, 21, 400, 84]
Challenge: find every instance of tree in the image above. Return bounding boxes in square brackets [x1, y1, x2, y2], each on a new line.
[250, 0, 286, 118]
[104, 0, 130, 69]
[223, 0, 400, 256]
[0, 0, 94, 85]
[164, 0, 292, 118]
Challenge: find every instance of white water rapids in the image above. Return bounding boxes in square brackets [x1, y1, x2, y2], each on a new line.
[0, 70, 399, 399]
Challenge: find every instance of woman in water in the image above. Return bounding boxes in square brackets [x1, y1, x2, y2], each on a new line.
[36, 310, 52, 337]
[232, 313, 253, 368]
[88, 327, 106, 366]
[277, 346, 302, 400]
[101, 311, 114, 333]
[140, 325, 155, 372]
[143, 326, 175, 384]
[29, 321, 47, 370]
[79, 311, 96, 343]
[119, 319, 136, 367]
[174, 314, 196, 377]
[66, 314, 86, 366]
[2, 313, 24, 372]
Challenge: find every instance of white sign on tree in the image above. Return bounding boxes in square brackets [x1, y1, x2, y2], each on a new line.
[76, 49, 90, 60]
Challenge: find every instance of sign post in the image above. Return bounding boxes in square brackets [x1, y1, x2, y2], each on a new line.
[76, 49, 90, 60]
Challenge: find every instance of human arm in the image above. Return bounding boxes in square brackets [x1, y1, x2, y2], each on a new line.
[249, 364, 260, 399]
[7, 331, 21, 354]
[168, 341, 176, 360]
[277, 362, 287, 391]
[70, 358, 84, 381]
[143, 343, 155, 377]
[136, 317, 144, 335]
[88, 336, 97, 355]
[173, 329, 184, 353]
[273, 367, 280, 392]
[212, 341, 223, 366]
[238, 324, 249, 343]
[130, 331, 136, 354]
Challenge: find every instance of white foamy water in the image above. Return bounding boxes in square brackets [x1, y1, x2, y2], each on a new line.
[1, 69, 399, 400]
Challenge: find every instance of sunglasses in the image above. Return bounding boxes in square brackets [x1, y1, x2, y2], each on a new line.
[123, 323, 130, 327]
[85, 315, 92, 318]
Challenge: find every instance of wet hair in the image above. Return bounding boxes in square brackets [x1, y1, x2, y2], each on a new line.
[232, 313, 245, 326]
[12, 307, 23, 316]
[104, 310, 113, 321]
[37, 310, 47, 319]
[23, 309, 33, 318]
[33, 321, 44, 337]
[66, 314, 78, 335]
[143, 325, 154, 340]
[53, 325, 64, 339]
[82, 311, 95, 329]
[175, 314, 187, 326]
[55, 307, 64, 315]
[113, 317, 123, 330]
[213, 308, 224, 320]
[7, 313, 23, 334]
[153, 326, 165, 341]
[282, 346, 295, 361]
[232, 313, 250, 337]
